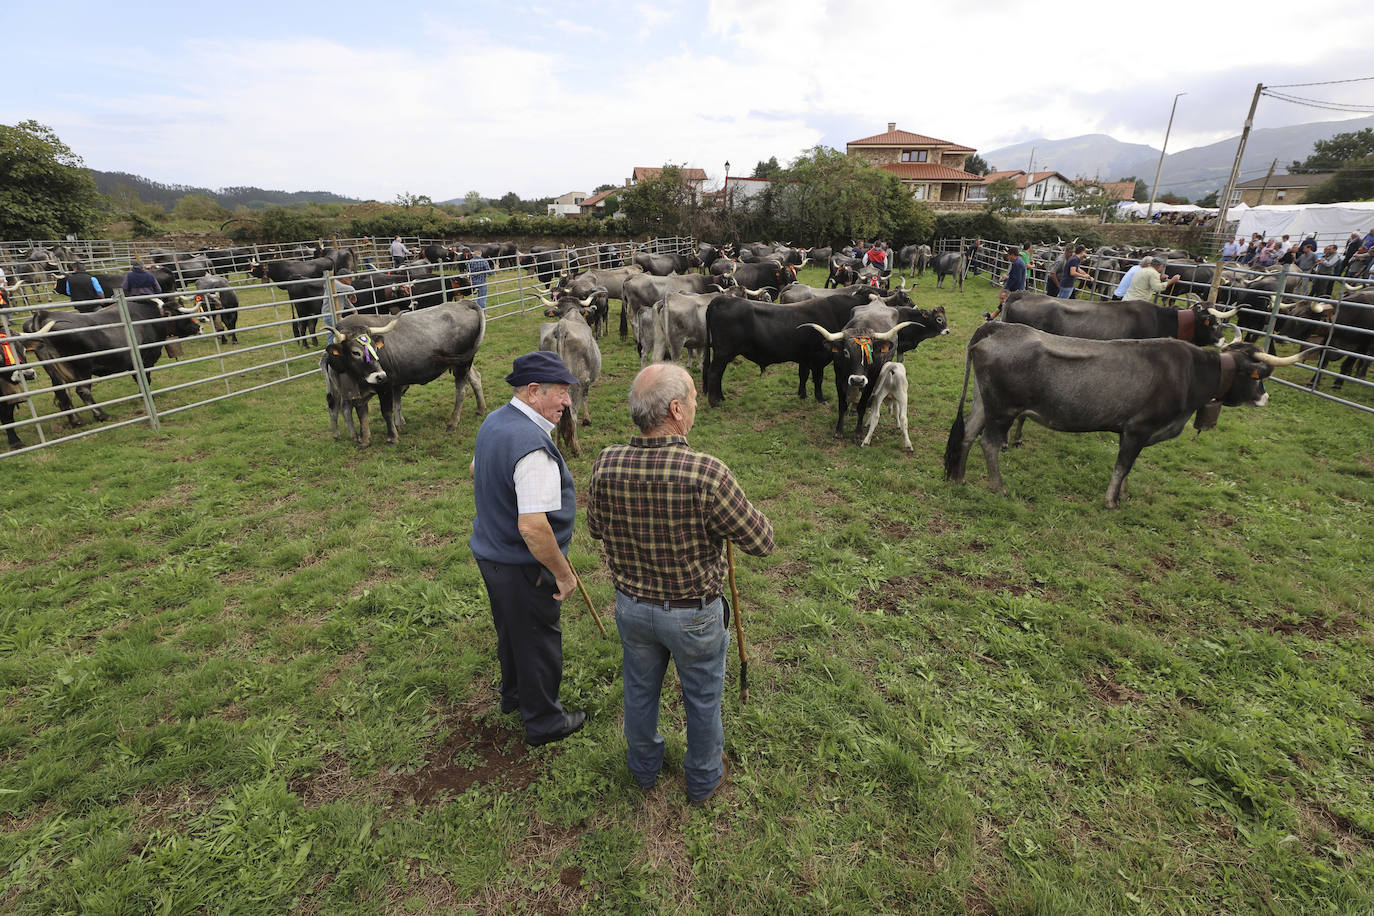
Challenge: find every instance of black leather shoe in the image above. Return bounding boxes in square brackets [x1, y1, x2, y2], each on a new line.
[527, 710, 587, 747]
[501, 701, 519, 715]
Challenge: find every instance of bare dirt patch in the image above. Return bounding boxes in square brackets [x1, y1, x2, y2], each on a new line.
[1257, 612, 1362, 640]
[1086, 673, 1145, 706]
[317, 643, 370, 691]
[854, 560, 1041, 613]
[392, 715, 540, 804]
[1298, 798, 1372, 860]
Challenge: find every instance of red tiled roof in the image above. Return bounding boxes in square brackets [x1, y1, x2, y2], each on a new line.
[848, 128, 974, 152]
[1076, 180, 1136, 199]
[578, 188, 617, 209]
[879, 163, 982, 182]
[983, 170, 1071, 189]
[633, 166, 708, 182]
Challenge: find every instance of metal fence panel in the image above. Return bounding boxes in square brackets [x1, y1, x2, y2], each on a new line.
[1, 236, 695, 458]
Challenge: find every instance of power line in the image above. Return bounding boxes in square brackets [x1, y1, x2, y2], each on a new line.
[1265, 76, 1374, 89]
[1262, 90, 1374, 113]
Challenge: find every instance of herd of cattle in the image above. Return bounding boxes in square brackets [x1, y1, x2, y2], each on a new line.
[2, 236, 1363, 508]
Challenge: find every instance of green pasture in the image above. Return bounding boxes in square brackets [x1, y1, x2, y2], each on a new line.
[2, 264, 1372, 914]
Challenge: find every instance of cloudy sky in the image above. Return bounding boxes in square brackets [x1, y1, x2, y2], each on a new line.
[4, 1, 1370, 201]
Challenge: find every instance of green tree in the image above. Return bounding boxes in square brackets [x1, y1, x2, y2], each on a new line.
[394, 191, 433, 208]
[761, 146, 933, 246]
[1196, 190, 1220, 208]
[498, 191, 523, 213]
[984, 177, 1021, 215]
[752, 157, 783, 178]
[619, 165, 704, 236]
[0, 120, 105, 239]
[1305, 154, 1374, 203]
[1290, 128, 1374, 173]
[1067, 181, 1132, 222]
[963, 153, 991, 176]
[593, 182, 618, 194]
[172, 193, 230, 222]
[462, 191, 483, 211]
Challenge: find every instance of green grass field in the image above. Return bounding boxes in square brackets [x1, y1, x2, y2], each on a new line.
[2, 265, 1372, 914]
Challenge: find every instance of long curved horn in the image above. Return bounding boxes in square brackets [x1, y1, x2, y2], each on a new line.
[1207, 306, 1238, 319]
[1253, 348, 1317, 367]
[1311, 302, 1333, 314]
[371, 318, 400, 336]
[33, 319, 57, 335]
[1225, 327, 1244, 347]
[873, 321, 915, 342]
[798, 323, 843, 342]
[743, 287, 768, 296]
[578, 293, 597, 307]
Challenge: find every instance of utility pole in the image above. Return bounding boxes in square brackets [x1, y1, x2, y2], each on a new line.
[1146, 91, 1186, 220]
[1255, 158, 1277, 205]
[1024, 146, 1036, 209]
[1207, 82, 1264, 304]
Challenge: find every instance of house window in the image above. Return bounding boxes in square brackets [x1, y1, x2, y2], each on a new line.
[1230, 189, 1241, 205]
[1276, 190, 1286, 201]
[900, 150, 929, 163]
[911, 184, 927, 199]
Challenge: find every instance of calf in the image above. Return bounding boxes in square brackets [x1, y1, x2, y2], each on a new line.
[859, 362, 912, 452]
[933, 252, 967, 290]
[194, 275, 241, 343]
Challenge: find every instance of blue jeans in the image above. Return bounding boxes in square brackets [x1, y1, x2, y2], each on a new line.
[615, 590, 728, 797]
[1057, 284, 1075, 298]
[475, 283, 488, 308]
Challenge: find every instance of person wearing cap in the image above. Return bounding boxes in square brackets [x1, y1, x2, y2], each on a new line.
[469, 351, 587, 747]
[586, 363, 773, 805]
[389, 236, 410, 268]
[992, 244, 1026, 316]
[122, 260, 161, 297]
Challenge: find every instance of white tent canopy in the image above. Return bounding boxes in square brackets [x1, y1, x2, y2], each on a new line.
[1232, 201, 1374, 244]
[1115, 201, 1218, 218]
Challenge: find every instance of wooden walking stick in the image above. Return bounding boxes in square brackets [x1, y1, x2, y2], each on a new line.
[565, 557, 608, 638]
[727, 541, 748, 703]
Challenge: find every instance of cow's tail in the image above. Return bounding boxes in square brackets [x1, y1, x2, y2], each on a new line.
[702, 299, 716, 393]
[944, 322, 994, 478]
[652, 298, 668, 363]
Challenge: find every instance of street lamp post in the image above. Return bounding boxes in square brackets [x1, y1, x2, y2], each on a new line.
[1146, 92, 1186, 221]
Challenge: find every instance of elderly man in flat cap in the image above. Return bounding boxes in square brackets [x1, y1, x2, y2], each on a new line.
[470, 351, 587, 746]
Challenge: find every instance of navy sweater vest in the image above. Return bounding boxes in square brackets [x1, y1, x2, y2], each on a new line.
[469, 403, 575, 564]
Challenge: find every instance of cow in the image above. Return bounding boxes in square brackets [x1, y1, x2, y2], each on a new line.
[632, 250, 689, 276]
[596, 244, 627, 268]
[943, 322, 1310, 508]
[20, 297, 204, 426]
[692, 243, 722, 272]
[521, 247, 571, 289]
[859, 361, 912, 452]
[421, 243, 460, 263]
[802, 301, 947, 439]
[651, 289, 719, 369]
[898, 244, 932, 278]
[621, 273, 723, 346]
[779, 282, 866, 304]
[1001, 292, 1236, 347]
[14, 247, 62, 285]
[826, 255, 864, 288]
[932, 251, 968, 291]
[333, 272, 409, 316]
[193, 275, 241, 343]
[703, 289, 903, 406]
[248, 256, 335, 344]
[539, 295, 602, 457]
[1, 331, 39, 450]
[323, 300, 486, 447]
[1311, 291, 1374, 390]
[803, 247, 833, 268]
[857, 266, 889, 291]
[720, 260, 792, 300]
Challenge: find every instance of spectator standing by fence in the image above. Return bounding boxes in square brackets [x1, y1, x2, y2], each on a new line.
[390, 237, 409, 268]
[122, 260, 161, 296]
[1114, 257, 1149, 300]
[465, 250, 492, 308]
[1124, 257, 1179, 302]
[1312, 244, 1344, 300]
[1057, 245, 1091, 299]
[993, 246, 1026, 316]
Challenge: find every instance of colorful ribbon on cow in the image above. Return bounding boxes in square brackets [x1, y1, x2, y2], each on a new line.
[853, 336, 874, 365]
[354, 333, 381, 364]
[0, 332, 18, 369]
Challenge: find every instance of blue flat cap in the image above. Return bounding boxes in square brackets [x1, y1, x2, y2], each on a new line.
[505, 350, 579, 387]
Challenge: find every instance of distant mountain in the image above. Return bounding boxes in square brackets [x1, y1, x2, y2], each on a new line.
[984, 114, 1374, 201]
[982, 134, 1160, 183]
[88, 169, 358, 210]
[1118, 114, 1374, 200]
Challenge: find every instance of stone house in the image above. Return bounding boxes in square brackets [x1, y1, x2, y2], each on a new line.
[1232, 172, 1336, 207]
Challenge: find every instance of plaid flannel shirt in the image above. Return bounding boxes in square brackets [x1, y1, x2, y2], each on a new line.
[587, 435, 773, 602]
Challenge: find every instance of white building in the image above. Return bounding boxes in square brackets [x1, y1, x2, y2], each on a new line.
[547, 191, 588, 217]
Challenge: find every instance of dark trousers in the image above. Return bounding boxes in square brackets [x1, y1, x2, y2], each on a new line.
[477, 559, 568, 740]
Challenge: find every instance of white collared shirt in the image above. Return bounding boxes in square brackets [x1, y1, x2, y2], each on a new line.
[508, 397, 562, 513]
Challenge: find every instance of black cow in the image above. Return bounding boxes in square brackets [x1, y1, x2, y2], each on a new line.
[520, 247, 570, 289]
[248, 257, 335, 344]
[802, 301, 947, 439]
[933, 252, 967, 290]
[826, 255, 863, 288]
[323, 300, 487, 446]
[721, 260, 792, 300]
[421, 243, 460, 263]
[943, 322, 1309, 508]
[1313, 292, 1374, 390]
[703, 289, 904, 406]
[194, 275, 241, 343]
[21, 298, 204, 426]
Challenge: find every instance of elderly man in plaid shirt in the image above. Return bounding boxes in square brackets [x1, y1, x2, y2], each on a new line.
[587, 363, 774, 805]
